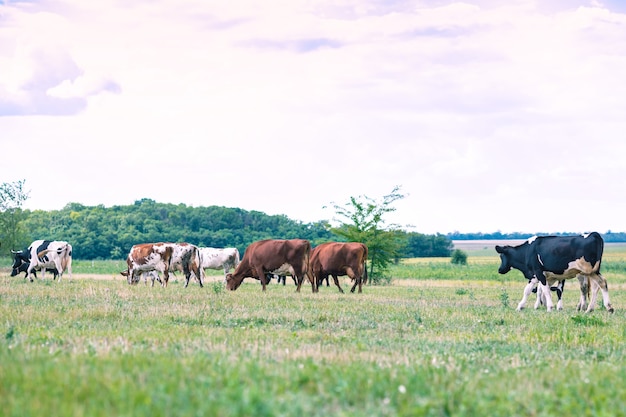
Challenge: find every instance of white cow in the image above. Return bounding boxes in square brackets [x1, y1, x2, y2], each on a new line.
[198, 247, 240, 280]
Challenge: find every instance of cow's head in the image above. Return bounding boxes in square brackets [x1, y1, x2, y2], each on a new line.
[495, 245, 513, 274]
[10, 250, 29, 277]
[225, 273, 243, 291]
[120, 269, 140, 285]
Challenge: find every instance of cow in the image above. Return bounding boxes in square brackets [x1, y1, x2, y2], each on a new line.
[11, 240, 73, 282]
[198, 247, 240, 279]
[120, 242, 204, 288]
[309, 242, 368, 293]
[496, 232, 613, 313]
[225, 239, 316, 292]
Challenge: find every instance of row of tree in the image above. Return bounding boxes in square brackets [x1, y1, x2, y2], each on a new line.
[447, 230, 626, 242]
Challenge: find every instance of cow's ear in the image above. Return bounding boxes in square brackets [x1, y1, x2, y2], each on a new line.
[495, 245, 504, 253]
[120, 271, 129, 276]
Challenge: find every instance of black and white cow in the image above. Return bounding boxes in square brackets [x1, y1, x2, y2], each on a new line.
[496, 232, 613, 313]
[11, 240, 73, 282]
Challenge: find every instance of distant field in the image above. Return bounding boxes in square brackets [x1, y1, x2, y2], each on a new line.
[453, 239, 626, 256]
[452, 239, 526, 254]
[2, 246, 626, 416]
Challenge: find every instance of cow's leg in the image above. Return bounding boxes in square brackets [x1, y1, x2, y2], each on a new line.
[554, 280, 564, 311]
[162, 268, 169, 288]
[533, 281, 543, 309]
[586, 273, 613, 313]
[66, 256, 72, 279]
[517, 279, 537, 310]
[54, 260, 64, 282]
[295, 274, 303, 292]
[346, 267, 360, 293]
[309, 271, 318, 293]
[577, 275, 589, 312]
[193, 266, 204, 288]
[539, 281, 554, 311]
[350, 276, 362, 293]
[330, 274, 344, 293]
[260, 269, 268, 291]
[26, 263, 36, 282]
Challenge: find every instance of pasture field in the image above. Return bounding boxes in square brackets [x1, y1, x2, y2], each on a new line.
[1, 246, 626, 417]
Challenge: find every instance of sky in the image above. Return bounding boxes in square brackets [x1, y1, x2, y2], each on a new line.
[1, 0, 626, 235]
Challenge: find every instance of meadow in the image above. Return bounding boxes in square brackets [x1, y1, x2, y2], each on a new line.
[1, 243, 626, 416]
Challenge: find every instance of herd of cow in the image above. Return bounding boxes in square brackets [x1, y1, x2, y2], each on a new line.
[6, 232, 615, 313]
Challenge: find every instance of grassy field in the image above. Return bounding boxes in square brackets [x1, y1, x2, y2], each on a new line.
[1, 245, 626, 416]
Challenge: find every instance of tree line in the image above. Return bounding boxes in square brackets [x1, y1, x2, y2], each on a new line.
[446, 231, 626, 242]
[2, 198, 454, 261]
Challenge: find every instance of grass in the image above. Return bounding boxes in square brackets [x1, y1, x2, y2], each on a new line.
[1, 248, 626, 416]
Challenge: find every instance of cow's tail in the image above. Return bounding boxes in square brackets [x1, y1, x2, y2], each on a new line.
[234, 248, 241, 268]
[195, 247, 205, 285]
[62, 244, 73, 279]
[362, 244, 369, 285]
[362, 259, 369, 285]
[303, 242, 316, 292]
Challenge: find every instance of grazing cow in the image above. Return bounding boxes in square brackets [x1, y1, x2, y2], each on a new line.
[226, 239, 316, 292]
[496, 232, 612, 313]
[120, 242, 204, 288]
[309, 242, 368, 293]
[11, 240, 73, 282]
[198, 247, 240, 279]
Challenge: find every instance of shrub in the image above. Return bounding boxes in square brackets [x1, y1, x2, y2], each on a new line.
[450, 249, 468, 265]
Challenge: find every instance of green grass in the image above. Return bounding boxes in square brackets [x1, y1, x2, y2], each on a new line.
[2, 251, 626, 416]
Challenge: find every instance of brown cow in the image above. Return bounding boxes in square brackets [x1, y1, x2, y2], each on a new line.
[310, 242, 368, 293]
[120, 242, 204, 288]
[225, 239, 316, 292]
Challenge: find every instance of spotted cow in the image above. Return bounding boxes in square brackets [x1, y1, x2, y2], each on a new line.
[120, 242, 204, 288]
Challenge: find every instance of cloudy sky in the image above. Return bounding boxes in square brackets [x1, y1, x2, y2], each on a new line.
[1, 0, 626, 235]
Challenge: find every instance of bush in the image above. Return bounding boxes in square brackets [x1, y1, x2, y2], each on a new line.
[450, 249, 468, 265]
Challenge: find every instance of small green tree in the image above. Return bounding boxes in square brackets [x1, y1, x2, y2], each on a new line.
[451, 249, 468, 265]
[326, 185, 407, 284]
[0, 180, 30, 254]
